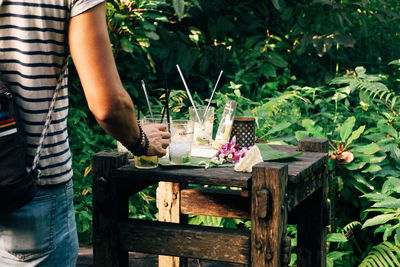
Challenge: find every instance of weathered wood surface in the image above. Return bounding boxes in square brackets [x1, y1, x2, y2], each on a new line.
[294, 138, 328, 267]
[298, 138, 329, 153]
[118, 219, 251, 264]
[286, 165, 325, 210]
[181, 188, 251, 219]
[157, 182, 182, 267]
[92, 139, 328, 267]
[77, 247, 247, 267]
[251, 162, 288, 267]
[114, 145, 326, 188]
[92, 152, 130, 267]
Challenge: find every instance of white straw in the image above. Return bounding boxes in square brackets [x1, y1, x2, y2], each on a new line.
[141, 80, 153, 119]
[176, 64, 202, 123]
[204, 70, 223, 121]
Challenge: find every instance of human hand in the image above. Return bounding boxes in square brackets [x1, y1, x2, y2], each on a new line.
[142, 123, 171, 157]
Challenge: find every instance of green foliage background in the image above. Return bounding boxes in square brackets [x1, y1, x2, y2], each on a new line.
[68, 0, 400, 265]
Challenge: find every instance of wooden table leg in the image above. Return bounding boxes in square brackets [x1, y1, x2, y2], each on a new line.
[297, 138, 329, 267]
[251, 162, 288, 267]
[92, 152, 129, 267]
[157, 182, 185, 267]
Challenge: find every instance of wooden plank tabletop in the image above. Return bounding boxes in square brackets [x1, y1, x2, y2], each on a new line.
[114, 145, 326, 189]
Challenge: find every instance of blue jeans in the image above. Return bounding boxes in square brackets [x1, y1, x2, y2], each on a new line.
[0, 179, 78, 267]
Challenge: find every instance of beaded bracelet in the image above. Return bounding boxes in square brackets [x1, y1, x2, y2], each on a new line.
[126, 122, 150, 156]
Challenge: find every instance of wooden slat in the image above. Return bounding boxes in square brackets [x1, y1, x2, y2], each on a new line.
[157, 182, 182, 267]
[115, 164, 252, 188]
[180, 188, 251, 219]
[287, 165, 325, 210]
[118, 219, 251, 264]
[298, 138, 329, 153]
[269, 145, 326, 183]
[114, 145, 326, 188]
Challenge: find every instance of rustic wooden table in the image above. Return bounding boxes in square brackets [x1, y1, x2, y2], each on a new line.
[92, 138, 330, 267]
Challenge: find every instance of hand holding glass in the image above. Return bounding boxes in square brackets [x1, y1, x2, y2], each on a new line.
[135, 117, 168, 169]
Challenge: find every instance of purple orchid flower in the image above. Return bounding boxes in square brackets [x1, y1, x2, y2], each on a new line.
[215, 136, 251, 163]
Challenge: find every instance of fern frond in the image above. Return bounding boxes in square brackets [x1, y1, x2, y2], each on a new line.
[359, 242, 400, 267]
[343, 221, 362, 235]
[350, 78, 398, 115]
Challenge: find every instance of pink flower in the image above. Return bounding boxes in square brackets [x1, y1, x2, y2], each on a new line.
[215, 136, 250, 163]
[340, 151, 354, 163]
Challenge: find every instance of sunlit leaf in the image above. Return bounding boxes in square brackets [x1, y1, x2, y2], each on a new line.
[361, 164, 382, 173]
[353, 143, 380, 154]
[340, 116, 355, 142]
[346, 125, 365, 145]
[345, 161, 366, 170]
[373, 200, 400, 209]
[362, 214, 397, 228]
[327, 233, 348, 243]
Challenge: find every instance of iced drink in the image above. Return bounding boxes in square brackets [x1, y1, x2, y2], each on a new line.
[189, 106, 214, 146]
[135, 117, 165, 169]
[169, 120, 194, 164]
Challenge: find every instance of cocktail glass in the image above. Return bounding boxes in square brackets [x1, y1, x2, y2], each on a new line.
[169, 120, 194, 164]
[134, 117, 166, 169]
[189, 106, 214, 146]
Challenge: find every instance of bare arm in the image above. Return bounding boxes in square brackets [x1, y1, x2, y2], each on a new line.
[68, 3, 169, 156]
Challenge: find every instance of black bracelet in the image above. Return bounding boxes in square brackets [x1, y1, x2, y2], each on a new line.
[127, 122, 150, 156]
[132, 131, 149, 156]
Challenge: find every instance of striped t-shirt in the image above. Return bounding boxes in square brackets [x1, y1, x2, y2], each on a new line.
[0, 0, 104, 185]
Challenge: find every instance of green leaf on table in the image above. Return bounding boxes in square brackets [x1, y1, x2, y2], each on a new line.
[257, 144, 303, 161]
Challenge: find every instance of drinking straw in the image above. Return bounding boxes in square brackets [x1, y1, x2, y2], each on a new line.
[141, 80, 154, 119]
[166, 88, 171, 126]
[204, 70, 223, 121]
[176, 64, 202, 123]
[164, 87, 171, 162]
[160, 87, 170, 123]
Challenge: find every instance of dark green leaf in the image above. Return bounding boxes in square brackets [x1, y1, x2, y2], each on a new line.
[120, 37, 133, 53]
[340, 116, 355, 142]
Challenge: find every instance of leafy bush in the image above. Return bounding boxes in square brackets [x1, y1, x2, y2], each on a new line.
[68, 2, 400, 265]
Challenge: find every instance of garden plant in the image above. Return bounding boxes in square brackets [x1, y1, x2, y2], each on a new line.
[68, 0, 400, 266]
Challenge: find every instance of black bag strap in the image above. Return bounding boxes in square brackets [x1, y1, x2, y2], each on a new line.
[31, 58, 69, 175]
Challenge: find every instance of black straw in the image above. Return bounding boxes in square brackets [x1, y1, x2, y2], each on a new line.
[166, 88, 171, 126]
